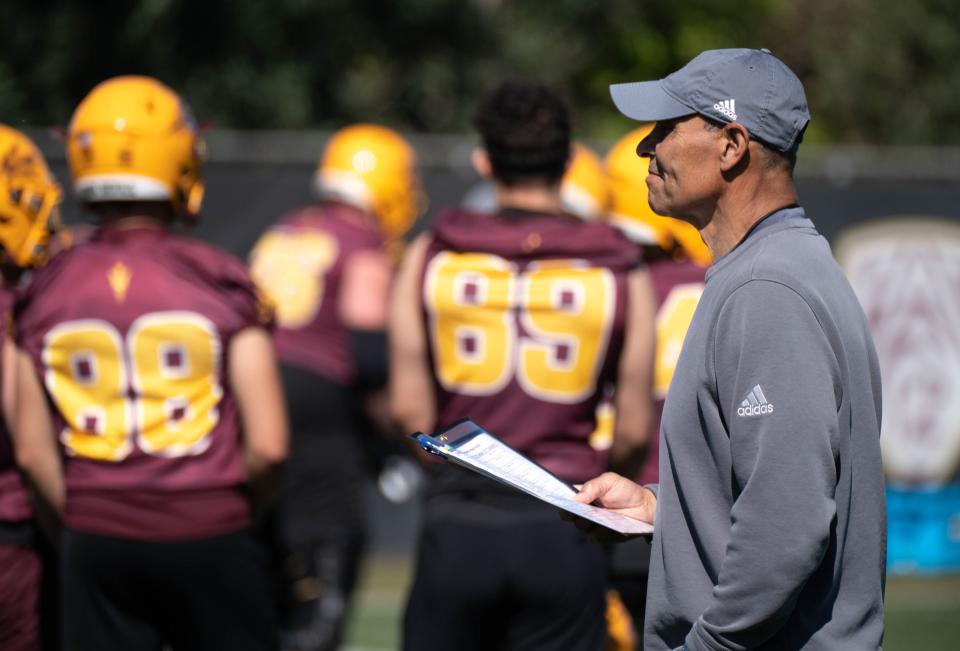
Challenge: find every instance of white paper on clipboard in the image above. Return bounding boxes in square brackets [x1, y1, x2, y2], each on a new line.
[414, 420, 653, 536]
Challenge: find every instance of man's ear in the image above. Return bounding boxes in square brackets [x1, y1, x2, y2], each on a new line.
[718, 123, 751, 172]
[471, 148, 492, 179]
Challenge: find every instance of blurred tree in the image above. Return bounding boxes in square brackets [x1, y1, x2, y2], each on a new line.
[0, 0, 957, 144]
[769, 0, 960, 145]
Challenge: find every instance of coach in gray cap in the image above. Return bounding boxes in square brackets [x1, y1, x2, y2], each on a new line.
[574, 49, 886, 650]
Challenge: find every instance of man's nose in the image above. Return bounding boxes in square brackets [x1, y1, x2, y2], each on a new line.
[635, 134, 656, 159]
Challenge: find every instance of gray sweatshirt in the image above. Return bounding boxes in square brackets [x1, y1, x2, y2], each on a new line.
[646, 207, 886, 651]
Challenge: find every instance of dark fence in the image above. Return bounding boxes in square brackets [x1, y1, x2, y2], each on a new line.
[27, 129, 960, 257]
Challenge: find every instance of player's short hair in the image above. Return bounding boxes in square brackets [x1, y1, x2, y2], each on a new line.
[474, 81, 571, 187]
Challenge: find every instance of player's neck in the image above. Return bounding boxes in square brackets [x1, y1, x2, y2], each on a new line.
[494, 183, 563, 215]
[100, 215, 169, 232]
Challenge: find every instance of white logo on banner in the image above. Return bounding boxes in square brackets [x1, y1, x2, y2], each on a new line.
[835, 218, 960, 484]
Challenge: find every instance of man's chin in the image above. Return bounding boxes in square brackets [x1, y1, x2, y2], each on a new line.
[647, 199, 670, 217]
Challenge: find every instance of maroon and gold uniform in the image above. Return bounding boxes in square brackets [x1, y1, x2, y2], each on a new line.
[24, 76, 281, 651]
[422, 208, 638, 484]
[404, 207, 641, 651]
[0, 121, 63, 651]
[251, 203, 382, 384]
[637, 256, 706, 486]
[253, 122, 422, 651]
[0, 418, 30, 525]
[1, 285, 42, 651]
[0, 286, 30, 527]
[15, 226, 267, 541]
[250, 202, 387, 651]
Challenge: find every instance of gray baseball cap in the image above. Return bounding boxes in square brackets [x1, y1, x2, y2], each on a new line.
[610, 48, 810, 153]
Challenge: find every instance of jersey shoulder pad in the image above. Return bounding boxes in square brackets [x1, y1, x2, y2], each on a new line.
[165, 235, 274, 328]
[432, 207, 640, 271]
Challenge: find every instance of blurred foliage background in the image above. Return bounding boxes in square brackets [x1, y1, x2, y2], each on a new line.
[2, 0, 959, 143]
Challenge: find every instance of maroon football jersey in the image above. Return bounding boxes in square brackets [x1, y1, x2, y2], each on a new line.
[636, 256, 706, 486]
[15, 226, 270, 541]
[249, 202, 384, 385]
[0, 285, 31, 524]
[422, 208, 640, 484]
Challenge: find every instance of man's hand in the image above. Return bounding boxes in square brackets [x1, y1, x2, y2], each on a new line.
[574, 472, 657, 524]
[560, 472, 657, 543]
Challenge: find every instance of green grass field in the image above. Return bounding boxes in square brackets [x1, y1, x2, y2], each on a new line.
[343, 556, 960, 651]
[343, 555, 411, 651]
[884, 574, 960, 650]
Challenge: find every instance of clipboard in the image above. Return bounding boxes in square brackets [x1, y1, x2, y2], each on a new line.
[413, 419, 653, 536]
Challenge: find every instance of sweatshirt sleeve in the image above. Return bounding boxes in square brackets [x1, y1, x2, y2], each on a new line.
[686, 279, 841, 651]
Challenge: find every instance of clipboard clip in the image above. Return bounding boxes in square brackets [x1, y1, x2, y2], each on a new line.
[413, 432, 449, 458]
[420, 443, 446, 457]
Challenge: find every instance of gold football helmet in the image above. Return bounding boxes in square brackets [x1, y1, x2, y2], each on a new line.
[314, 124, 424, 243]
[0, 125, 61, 266]
[66, 76, 205, 220]
[561, 142, 609, 221]
[606, 125, 711, 266]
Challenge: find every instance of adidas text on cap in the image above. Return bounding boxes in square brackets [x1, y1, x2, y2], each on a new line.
[610, 48, 810, 154]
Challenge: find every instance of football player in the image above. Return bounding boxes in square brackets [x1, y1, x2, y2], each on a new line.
[390, 81, 656, 651]
[603, 125, 710, 648]
[0, 124, 61, 651]
[248, 124, 424, 651]
[463, 141, 609, 221]
[12, 76, 288, 651]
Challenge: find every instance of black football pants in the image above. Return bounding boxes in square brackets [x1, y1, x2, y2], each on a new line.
[403, 506, 609, 651]
[272, 364, 371, 651]
[60, 528, 277, 651]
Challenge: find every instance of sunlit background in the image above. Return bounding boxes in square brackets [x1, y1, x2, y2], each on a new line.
[4, 1, 960, 649]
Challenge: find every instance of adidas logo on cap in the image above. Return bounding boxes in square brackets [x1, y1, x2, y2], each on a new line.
[713, 98, 737, 121]
[738, 384, 773, 417]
